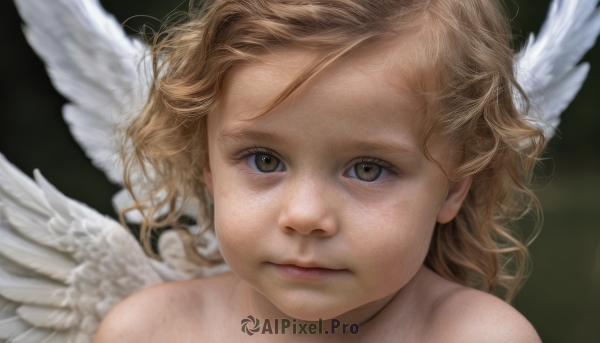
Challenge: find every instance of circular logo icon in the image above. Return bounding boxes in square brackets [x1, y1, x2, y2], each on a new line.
[241, 316, 261, 336]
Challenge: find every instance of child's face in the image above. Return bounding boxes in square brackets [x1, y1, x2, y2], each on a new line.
[204, 48, 469, 321]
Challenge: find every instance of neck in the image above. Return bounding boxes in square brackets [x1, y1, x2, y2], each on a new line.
[235, 265, 430, 341]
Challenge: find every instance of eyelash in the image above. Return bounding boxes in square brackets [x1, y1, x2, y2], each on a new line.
[235, 147, 398, 180]
[350, 157, 396, 172]
[235, 147, 282, 161]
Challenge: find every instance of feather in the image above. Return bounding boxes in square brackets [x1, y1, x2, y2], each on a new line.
[528, 63, 591, 138]
[14, 0, 149, 188]
[515, 0, 600, 140]
[0, 226, 75, 283]
[9, 327, 63, 343]
[0, 269, 67, 308]
[0, 254, 43, 280]
[41, 331, 68, 343]
[34, 170, 106, 226]
[0, 298, 19, 320]
[62, 105, 122, 184]
[0, 156, 51, 219]
[0, 316, 31, 341]
[1, 209, 63, 251]
[16, 305, 77, 331]
[31, 171, 73, 229]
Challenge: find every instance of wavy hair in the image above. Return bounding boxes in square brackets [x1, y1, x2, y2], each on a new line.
[123, 0, 545, 302]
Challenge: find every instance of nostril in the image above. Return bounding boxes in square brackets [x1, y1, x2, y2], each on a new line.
[277, 181, 338, 236]
[279, 212, 338, 237]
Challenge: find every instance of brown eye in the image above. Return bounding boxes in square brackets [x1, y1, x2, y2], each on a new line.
[249, 153, 285, 172]
[353, 163, 382, 182]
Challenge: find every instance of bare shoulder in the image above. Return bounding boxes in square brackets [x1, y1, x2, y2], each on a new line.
[94, 272, 238, 343]
[94, 281, 193, 343]
[424, 276, 541, 343]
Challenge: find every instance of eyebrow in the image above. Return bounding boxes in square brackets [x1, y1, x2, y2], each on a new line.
[217, 128, 287, 145]
[217, 128, 419, 157]
[340, 140, 419, 157]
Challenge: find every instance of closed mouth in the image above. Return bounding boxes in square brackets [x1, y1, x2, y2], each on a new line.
[269, 262, 348, 280]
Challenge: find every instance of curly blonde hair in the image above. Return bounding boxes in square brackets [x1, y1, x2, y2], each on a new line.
[123, 0, 545, 302]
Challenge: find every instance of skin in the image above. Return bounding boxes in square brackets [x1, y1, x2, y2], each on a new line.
[94, 47, 542, 342]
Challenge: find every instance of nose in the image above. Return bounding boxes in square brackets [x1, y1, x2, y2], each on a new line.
[277, 176, 338, 237]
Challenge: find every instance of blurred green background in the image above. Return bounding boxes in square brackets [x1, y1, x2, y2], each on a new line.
[0, 0, 598, 341]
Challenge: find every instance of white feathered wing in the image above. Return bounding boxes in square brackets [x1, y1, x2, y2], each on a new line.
[0, 153, 178, 343]
[13, 0, 147, 186]
[515, 0, 600, 140]
[13, 0, 226, 280]
[12, 0, 200, 224]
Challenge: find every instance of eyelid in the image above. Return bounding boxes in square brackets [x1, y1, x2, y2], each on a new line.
[235, 147, 283, 161]
[347, 157, 399, 175]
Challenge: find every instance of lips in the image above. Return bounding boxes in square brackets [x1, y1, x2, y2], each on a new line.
[269, 262, 347, 281]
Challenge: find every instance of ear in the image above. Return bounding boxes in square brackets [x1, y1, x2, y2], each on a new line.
[203, 162, 214, 196]
[436, 176, 472, 224]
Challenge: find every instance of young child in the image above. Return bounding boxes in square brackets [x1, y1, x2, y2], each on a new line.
[95, 0, 545, 341]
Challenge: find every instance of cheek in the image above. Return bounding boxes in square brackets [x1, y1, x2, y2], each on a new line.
[344, 182, 443, 295]
[212, 185, 252, 269]
[211, 169, 277, 278]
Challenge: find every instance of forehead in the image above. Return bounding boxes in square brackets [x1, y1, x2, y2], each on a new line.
[210, 46, 427, 151]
